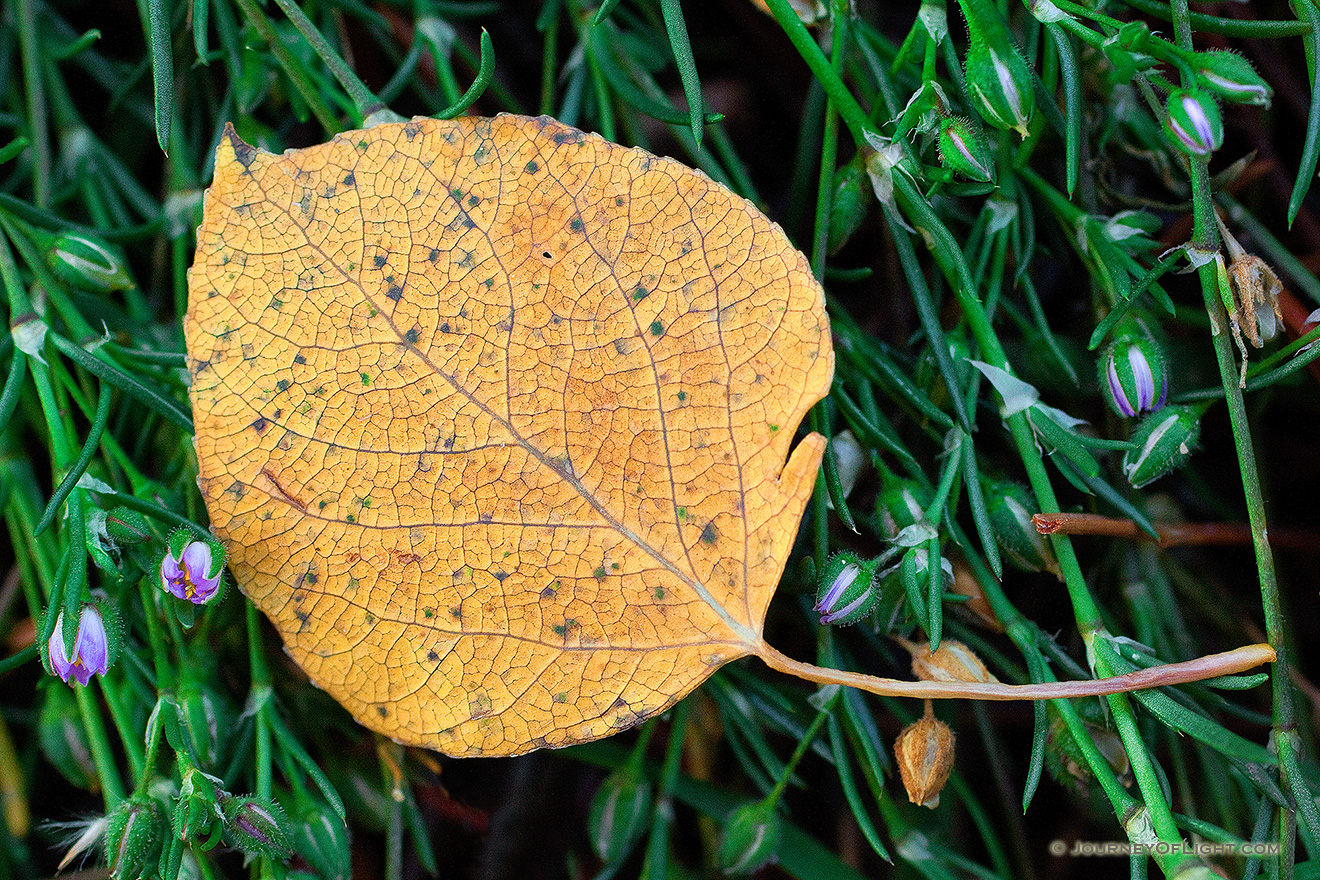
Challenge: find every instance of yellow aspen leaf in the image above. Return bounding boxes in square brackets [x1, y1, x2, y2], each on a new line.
[186, 115, 1275, 757]
[185, 115, 832, 756]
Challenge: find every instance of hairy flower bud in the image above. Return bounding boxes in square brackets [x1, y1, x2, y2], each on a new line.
[983, 479, 1059, 575]
[718, 799, 781, 875]
[1194, 51, 1271, 107]
[814, 552, 884, 626]
[937, 116, 995, 182]
[1164, 89, 1223, 158]
[894, 711, 956, 808]
[104, 507, 151, 545]
[105, 796, 165, 879]
[1098, 319, 1167, 417]
[45, 230, 133, 292]
[588, 766, 652, 863]
[1122, 404, 1204, 488]
[960, 0, 1035, 139]
[221, 794, 293, 861]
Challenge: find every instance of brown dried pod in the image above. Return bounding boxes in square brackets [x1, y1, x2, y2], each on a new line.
[894, 707, 956, 808]
[896, 638, 999, 685]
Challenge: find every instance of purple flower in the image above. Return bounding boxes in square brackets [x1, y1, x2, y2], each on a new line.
[161, 541, 223, 604]
[49, 606, 109, 685]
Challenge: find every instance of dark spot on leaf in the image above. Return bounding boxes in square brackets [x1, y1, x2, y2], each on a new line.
[650, 321, 664, 337]
[633, 285, 649, 300]
[428, 248, 441, 262]
[275, 379, 290, 392]
[377, 706, 388, 718]
[294, 353, 306, 365]
[343, 172, 355, 186]
[387, 285, 403, 301]
[427, 650, 439, 661]
[405, 327, 420, 344]
[494, 571, 509, 582]
[593, 566, 606, 580]
[252, 417, 268, 433]
[700, 522, 718, 545]
[525, 160, 539, 173]
[440, 322, 450, 333]
[569, 218, 583, 232]
[373, 254, 387, 269]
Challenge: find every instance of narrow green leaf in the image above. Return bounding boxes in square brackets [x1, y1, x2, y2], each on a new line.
[146, 0, 174, 153]
[659, 0, 705, 147]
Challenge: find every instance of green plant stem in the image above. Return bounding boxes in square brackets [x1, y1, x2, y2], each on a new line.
[79, 683, 126, 805]
[765, 692, 836, 806]
[270, 0, 384, 122]
[229, 0, 341, 134]
[15, 0, 49, 206]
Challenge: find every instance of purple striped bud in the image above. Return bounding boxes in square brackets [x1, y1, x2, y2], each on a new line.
[1165, 90, 1223, 158]
[221, 794, 292, 861]
[814, 553, 884, 626]
[1195, 51, 1271, 108]
[1098, 320, 1167, 417]
[937, 117, 995, 183]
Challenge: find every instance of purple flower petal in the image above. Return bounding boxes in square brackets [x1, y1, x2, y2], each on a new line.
[1106, 355, 1136, 417]
[1127, 346, 1156, 411]
[75, 606, 109, 679]
[161, 553, 187, 600]
[181, 542, 213, 581]
[814, 564, 859, 613]
[48, 613, 74, 683]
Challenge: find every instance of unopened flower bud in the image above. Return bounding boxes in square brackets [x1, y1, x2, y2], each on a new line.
[1123, 404, 1204, 488]
[178, 767, 224, 848]
[221, 794, 292, 861]
[104, 507, 151, 545]
[1098, 320, 1167, 418]
[814, 552, 884, 626]
[48, 604, 111, 685]
[718, 799, 781, 875]
[1164, 89, 1223, 158]
[875, 476, 928, 539]
[894, 710, 956, 808]
[288, 794, 351, 880]
[827, 157, 869, 254]
[1194, 51, 1271, 107]
[983, 479, 1058, 575]
[104, 796, 165, 879]
[897, 637, 998, 684]
[962, 15, 1035, 138]
[46, 231, 133, 292]
[937, 116, 995, 183]
[588, 766, 652, 863]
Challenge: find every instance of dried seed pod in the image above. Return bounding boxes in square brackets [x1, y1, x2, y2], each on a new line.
[897, 638, 999, 684]
[894, 707, 956, 808]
